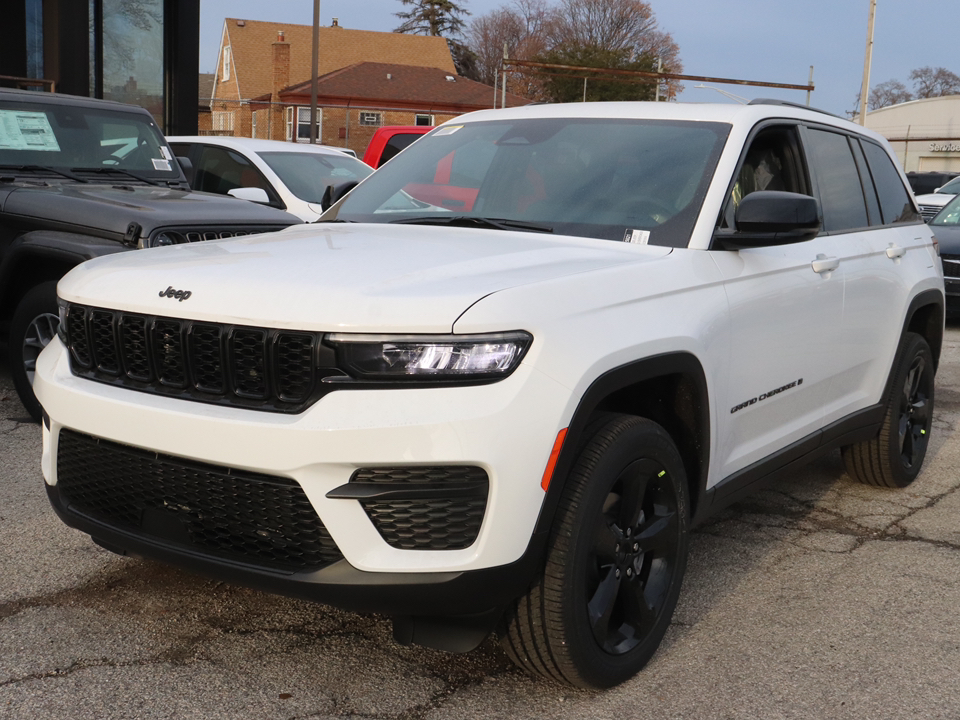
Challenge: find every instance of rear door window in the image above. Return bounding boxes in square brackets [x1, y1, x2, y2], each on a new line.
[803, 128, 869, 233]
[860, 140, 921, 224]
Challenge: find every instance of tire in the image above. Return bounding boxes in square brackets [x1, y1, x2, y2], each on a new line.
[841, 332, 935, 488]
[500, 415, 690, 689]
[9, 281, 60, 423]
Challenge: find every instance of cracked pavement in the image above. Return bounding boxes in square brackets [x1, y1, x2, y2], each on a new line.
[3, 329, 960, 719]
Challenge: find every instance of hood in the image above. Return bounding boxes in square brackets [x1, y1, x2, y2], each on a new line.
[1, 183, 299, 236]
[914, 192, 954, 206]
[58, 222, 671, 332]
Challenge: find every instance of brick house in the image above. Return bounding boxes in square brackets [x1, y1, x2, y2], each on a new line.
[208, 18, 457, 143]
[263, 62, 531, 154]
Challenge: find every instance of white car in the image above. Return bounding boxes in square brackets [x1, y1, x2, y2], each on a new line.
[914, 174, 960, 221]
[37, 101, 943, 690]
[167, 136, 372, 222]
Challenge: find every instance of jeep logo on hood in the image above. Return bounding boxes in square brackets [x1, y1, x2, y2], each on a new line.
[159, 286, 192, 302]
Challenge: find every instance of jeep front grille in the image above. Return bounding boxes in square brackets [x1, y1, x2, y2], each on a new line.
[56, 429, 343, 571]
[147, 226, 289, 248]
[62, 303, 343, 413]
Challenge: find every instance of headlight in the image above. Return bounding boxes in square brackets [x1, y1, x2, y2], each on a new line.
[326, 331, 532, 380]
[149, 231, 185, 248]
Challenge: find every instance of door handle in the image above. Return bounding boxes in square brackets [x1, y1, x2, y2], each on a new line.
[886, 244, 906, 259]
[811, 254, 840, 274]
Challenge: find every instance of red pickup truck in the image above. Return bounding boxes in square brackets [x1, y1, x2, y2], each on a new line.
[362, 126, 432, 168]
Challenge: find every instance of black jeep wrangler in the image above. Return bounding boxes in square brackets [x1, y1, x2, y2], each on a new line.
[0, 89, 300, 421]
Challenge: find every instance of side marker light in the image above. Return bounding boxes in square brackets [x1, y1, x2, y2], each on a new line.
[540, 428, 568, 492]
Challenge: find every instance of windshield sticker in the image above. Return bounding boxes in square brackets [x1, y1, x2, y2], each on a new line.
[623, 229, 650, 245]
[434, 125, 463, 136]
[159, 146, 173, 161]
[152, 158, 171, 171]
[0, 110, 60, 152]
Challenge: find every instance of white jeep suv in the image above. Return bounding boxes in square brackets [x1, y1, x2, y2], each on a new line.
[35, 100, 943, 689]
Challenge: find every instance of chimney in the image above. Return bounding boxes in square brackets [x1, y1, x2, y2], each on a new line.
[272, 32, 290, 101]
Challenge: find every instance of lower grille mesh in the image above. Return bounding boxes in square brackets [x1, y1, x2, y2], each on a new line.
[56, 429, 343, 571]
[352, 466, 489, 550]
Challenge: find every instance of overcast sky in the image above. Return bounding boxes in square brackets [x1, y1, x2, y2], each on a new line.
[200, 0, 953, 117]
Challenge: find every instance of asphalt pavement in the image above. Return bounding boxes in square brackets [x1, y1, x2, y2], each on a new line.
[3, 330, 960, 720]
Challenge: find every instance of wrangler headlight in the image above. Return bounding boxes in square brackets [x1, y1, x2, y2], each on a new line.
[326, 331, 532, 380]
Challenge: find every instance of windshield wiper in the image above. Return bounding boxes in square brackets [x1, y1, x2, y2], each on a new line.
[390, 215, 554, 233]
[0, 164, 88, 183]
[71, 167, 161, 186]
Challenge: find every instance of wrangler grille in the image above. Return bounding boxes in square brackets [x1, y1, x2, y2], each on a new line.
[56, 429, 343, 571]
[63, 304, 342, 413]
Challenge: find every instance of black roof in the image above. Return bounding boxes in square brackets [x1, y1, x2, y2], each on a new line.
[0, 88, 151, 115]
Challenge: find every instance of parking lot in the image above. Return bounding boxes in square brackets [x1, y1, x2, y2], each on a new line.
[3, 328, 960, 720]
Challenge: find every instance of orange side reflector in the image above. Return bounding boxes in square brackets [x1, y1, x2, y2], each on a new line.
[540, 428, 568, 492]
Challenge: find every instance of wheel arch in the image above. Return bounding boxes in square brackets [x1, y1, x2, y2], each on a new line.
[0, 231, 127, 329]
[534, 352, 711, 542]
[903, 288, 944, 370]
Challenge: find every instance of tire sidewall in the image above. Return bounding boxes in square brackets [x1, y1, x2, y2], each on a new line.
[8, 281, 59, 422]
[555, 417, 690, 688]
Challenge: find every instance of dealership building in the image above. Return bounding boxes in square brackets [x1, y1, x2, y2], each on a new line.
[863, 95, 960, 173]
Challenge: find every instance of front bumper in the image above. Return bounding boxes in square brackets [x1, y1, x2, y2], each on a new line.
[36, 337, 569, 613]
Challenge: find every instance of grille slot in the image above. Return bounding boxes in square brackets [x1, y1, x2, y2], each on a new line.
[348, 466, 489, 550]
[942, 255, 960, 279]
[63, 303, 336, 413]
[56, 429, 343, 571]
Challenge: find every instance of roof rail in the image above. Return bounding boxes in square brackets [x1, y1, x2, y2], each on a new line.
[748, 98, 843, 120]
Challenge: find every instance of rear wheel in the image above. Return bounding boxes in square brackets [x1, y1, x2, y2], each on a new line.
[9, 282, 59, 423]
[841, 332, 934, 488]
[500, 415, 689, 689]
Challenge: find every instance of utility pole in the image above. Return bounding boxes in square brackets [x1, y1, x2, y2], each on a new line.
[310, 0, 320, 143]
[655, 58, 662, 101]
[858, 0, 877, 125]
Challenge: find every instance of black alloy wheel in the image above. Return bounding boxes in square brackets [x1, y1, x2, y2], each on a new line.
[500, 415, 689, 689]
[842, 332, 935, 488]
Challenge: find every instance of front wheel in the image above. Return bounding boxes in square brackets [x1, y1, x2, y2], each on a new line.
[841, 332, 935, 488]
[500, 415, 690, 689]
[9, 281, 59, 423]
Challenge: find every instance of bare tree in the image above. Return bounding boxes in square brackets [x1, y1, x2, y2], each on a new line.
[868, 79, 913, 110]
[467, 0, 550, 85]
[910, 66, 960, 98]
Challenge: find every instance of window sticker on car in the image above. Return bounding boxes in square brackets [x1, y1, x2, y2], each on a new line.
[623, 228, 650, 244]
[159, 146, 173, 161]
[434, 125, 463, 136]
[0, 110, 60, 151]
[152, 158, 172, 171]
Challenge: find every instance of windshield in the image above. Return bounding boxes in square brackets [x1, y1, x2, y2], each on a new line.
[333, 117, 730, 247]
[0, 99, 180, 179]
[937, 176, 960, 194]
[931, 195, 960, 225]
[258, 151, 372, 204]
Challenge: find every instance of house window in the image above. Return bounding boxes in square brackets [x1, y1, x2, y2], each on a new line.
[415, 114, 434, 126]
[286, 106, 322, 143]
[212, 111, 235, 135]
[222, 46, 231, 81]
[358, 112, 383, 127]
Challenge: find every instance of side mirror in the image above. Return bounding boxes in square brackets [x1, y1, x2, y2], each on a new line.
[176, 156, 195, 186]
[715, 191, 821, 249]
[228, 187, 271, 204]
[320, 180, 361, 211]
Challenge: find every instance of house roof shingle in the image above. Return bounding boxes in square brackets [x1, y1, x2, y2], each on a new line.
[219, 19, 457, 101]
[278, 62, 530, 112]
